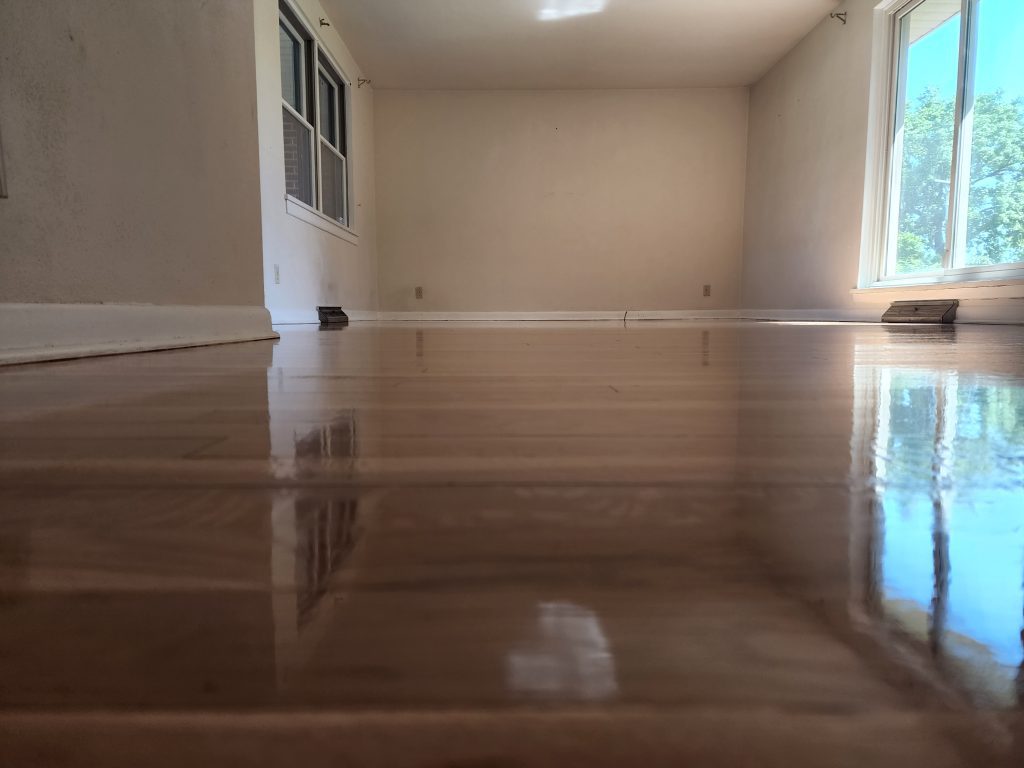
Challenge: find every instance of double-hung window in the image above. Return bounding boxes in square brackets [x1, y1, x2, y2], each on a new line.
[279, 2, 350, 227]
[877, 0, 1023, 283]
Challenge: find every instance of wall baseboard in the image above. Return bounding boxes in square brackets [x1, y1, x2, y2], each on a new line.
[271, 308, 379, 324]
[740, 308, 882, 322]
[279, 305, 1024, 324]
[0, 303, 278, 365]
[375, 310, 747, 322]
[956, 298, 1024, 325]
[376, 311, 633, 321]
[628, 309, 745, 320]
[372, 309, 882, 322]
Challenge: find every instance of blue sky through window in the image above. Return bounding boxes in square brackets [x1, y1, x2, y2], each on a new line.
[905, 0, 1024, 104]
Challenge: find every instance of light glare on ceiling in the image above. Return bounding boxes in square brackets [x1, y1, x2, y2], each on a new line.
[538, 0, 606, 21]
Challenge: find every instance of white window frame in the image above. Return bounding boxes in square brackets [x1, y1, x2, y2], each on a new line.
[279, 12, 316, 208]
[279, 1, 353, 230]
[279, 14, 308, 116]
[859, 0, 1024, 289]
[316, 59, 348, 225]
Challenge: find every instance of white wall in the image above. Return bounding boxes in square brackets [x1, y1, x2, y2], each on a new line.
[741, 1, 876, 311]
[374, 89, 749, 312]
[0, 0, 274, 361]
[255, 0, 378, 323]
[0, 0, 266, 307]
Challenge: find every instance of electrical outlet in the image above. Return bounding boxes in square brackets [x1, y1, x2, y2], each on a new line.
[273, 264, 281, 285]
[703, 284, 711, 297]
[415, 286, 424, 300]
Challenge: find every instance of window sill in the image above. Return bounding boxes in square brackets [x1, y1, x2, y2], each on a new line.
[285, 195, 359, 245]
[851, 276, 1024, 303]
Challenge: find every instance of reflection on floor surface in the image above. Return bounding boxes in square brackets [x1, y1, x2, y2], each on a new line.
[0, 321, 1022, 766]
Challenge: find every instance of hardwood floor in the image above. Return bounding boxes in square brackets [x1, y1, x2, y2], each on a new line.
[1, 321, 1022, 766]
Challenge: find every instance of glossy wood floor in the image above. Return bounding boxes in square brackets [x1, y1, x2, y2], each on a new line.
[1, 321, 1023, 766]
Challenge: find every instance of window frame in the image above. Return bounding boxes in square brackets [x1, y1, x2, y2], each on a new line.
[279, 1, 353, 229]
[315, 57, 348, 224]
[279, 13, 307, 116]
[317, 62, 341, 149]
[861, 0, 1024, 288]
[279, 11, 316, 208]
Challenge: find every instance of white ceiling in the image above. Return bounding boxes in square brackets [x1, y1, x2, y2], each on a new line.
[323, 0, 840, 89]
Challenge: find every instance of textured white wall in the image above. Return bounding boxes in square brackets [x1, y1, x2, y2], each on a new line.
[0, 0, 265, 307]
[255, 0, 379, 322]
[374, 89, 749, 312]
[741, 1, 876, 310]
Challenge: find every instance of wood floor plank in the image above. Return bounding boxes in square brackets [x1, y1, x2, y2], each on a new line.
[0, 321, 1022, 766]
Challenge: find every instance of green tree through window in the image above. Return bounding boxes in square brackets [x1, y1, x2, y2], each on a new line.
[897, 90, 1024, 273]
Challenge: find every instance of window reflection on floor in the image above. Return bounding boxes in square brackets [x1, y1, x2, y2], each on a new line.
[859, 361, 1024, 708]
[506, 601, 618, 701]
[270, 491, 362, 689]
[294, 497, 359, 625]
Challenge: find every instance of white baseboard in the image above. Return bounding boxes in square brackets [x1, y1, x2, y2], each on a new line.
[271, 308, 379, 324]
[0, 303, 278, 365]
[956, 298, 1024, 325]
[740, 308, 883, 322]
[624, 309, 746, 320]
[373, 309, 880, 323]
[376, 310, 747, 322]
[376, 311, 630, 321]
[288, 306, 1021, 324]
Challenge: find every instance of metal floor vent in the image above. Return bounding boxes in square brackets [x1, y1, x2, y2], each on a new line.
[317, 306, 349, 326]
[882, 299, 958, 324]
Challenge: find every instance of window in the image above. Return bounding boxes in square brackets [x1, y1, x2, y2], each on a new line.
[278, 2, 351, 227]
[317, 59, 347, 223]
[878, 0, 1024, 283]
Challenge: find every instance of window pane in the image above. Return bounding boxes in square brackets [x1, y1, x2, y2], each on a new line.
[283, 107, 314, 205]
[890, 1, 962, 275]
[320, 142, 346, 222]
[962, 0, 1024, 267]
[279, 22, 302, 112]
[318, 72, 337, 146]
